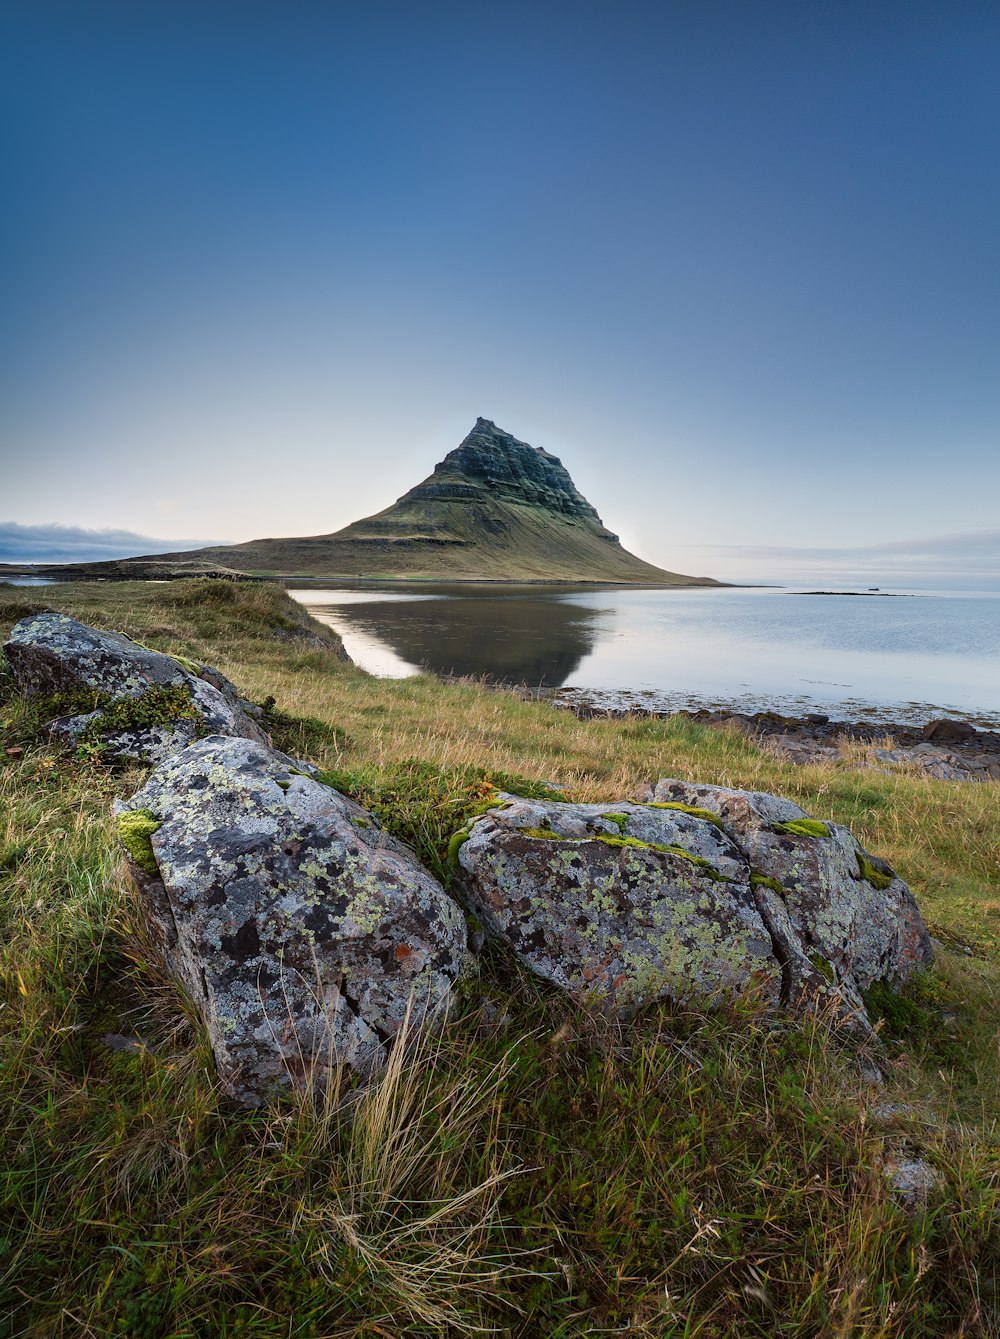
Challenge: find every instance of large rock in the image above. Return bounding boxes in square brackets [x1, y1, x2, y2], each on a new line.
[453, 796, 782, 1011]
[3, 612, 270, 762]
[116, 736, 467, 1105]
[455, 784, 931, 1028]
[637, 780, 933, 1018]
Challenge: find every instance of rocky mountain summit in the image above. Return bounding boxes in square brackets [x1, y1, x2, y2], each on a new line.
[136, 419, 721, 584]
[402, 418, 606, 523]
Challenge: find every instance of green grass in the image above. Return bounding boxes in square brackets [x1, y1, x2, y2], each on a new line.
[1, 580, 999, 1335]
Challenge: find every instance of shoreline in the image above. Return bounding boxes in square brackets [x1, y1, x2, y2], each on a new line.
[536, 689, 1000, 782]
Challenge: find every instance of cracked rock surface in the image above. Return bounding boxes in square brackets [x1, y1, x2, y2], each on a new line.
[457, 785, 931, 1026]
[637, 780, 933, 1020]
[454, 796, 782, 1011]
[116, 736, 468, 1105]
[3, 612, 270, 762]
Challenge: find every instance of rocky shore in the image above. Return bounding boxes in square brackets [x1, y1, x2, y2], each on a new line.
[545, 691, 1000, 782]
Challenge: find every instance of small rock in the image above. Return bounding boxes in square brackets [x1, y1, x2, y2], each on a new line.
[101, 1033, 152, 1053]
[884, 1156, 939, 1210]
[921, 718, 977, 744]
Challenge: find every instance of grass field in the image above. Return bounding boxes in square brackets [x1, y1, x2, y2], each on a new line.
[2, 580, 998, 1336]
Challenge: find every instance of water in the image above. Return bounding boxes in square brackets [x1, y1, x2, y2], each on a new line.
[291, 584, 1000, 727]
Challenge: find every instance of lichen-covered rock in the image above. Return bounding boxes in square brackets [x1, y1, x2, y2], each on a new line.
[116, 736, 467, 1105]
[638, 780, 933, 1018]
[3, 612, 269, 761]
[453, 796, 781, 1011]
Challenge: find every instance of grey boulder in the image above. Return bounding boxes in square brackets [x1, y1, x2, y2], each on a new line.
[116, 736, 467, 1105]
[453, 796, 782, 1011]
[638, 779, 933, 1018]
[3, 612, 269, 762]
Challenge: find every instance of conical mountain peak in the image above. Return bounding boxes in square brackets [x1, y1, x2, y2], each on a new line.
[136, 419, 720, 585]
[401, 418, 603, 524]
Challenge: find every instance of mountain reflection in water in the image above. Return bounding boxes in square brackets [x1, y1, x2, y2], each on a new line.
[292, 583, 1000, 726]
[295, 585, 602, 686]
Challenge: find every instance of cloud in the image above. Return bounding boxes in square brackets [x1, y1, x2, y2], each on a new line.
[0, 522, 225, 564]
[671, 530, 1000, 589]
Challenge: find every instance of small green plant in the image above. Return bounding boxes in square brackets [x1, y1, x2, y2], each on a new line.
[75, 684, 202, 759]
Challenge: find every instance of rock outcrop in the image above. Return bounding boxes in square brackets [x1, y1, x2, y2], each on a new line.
[454, 785, 931, 1028]
[454, 797, 782, 1011]
[401, 418, 605, 523]
[116, 736, 468, 1105]
[635, 780, 932, 1018]
[3, 612, 270, 762]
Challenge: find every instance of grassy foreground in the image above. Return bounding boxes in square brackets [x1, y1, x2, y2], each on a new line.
[1, 580, 998, 1337]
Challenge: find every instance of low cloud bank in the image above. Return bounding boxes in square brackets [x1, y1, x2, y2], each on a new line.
[672, 530, 1000, 590]
[0, 522, 225, 564]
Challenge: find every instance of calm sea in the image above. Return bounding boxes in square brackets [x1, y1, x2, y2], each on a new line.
[292, 584, 1000, 728]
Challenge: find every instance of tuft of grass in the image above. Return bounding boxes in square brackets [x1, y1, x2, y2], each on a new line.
[318, 757, 563, 887]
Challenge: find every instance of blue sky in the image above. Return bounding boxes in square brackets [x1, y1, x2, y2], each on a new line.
[2, 2, 998, 585]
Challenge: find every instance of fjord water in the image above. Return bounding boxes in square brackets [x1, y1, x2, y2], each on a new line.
[292, 585, 1000, 727]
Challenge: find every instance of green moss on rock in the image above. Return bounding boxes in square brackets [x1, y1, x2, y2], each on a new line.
[809, 953, 835, 983]
[644, 801, 725, 829]
[857, 853, 893, 890]
[447, 825, 474, 868]
[116, 808, 163, 877]
[750, 873, 785, 895]
[772, 818, 830, 839]
[585, 834, 730, 882]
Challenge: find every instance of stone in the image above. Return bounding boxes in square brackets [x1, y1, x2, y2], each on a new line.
[884, 1156, 939, 1210]
[453, 795, 782, 1012]
[764, 735, 839, 765]
[921, 718, 977, 744]
[3, 612, 270, 762]
[873, 747, 971, 781]
[116, 736, 468, 1105]
[643, 780, 932, 1019]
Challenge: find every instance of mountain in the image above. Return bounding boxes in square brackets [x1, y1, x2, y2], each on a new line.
[150, 418, 721, 585]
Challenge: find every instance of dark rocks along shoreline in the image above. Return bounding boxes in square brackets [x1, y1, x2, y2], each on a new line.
[543, 693, 1000, 783]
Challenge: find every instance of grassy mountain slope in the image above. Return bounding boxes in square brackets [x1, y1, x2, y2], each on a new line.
[145, 420, 721, 584]
[1, 579, 998, 1335]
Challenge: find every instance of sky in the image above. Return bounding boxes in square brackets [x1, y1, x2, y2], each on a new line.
[2, 1, 998, 586]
